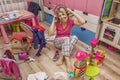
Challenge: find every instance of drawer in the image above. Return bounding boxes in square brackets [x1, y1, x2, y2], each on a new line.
[44, 6, 54, 15]
[82, 22, 98, 33]
[45, 13, 53, 24]
[75, 10, 100, 25]
[71, 26, 95, 45]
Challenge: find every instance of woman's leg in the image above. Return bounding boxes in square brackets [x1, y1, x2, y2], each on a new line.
[69, 35, 78, 54]
[64, 56, 72, 72]
[61, 36, 78, 72]
[56, 55, 64, 66]
[60, 37, 72, 72]
[54, 38, 64, 65]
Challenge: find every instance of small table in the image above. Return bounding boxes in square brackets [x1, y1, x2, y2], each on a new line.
[85, 65, 100, 80]
[0, 10, 35, 44]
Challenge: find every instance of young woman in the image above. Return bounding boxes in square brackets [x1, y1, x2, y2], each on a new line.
[48, 5, 85, 72]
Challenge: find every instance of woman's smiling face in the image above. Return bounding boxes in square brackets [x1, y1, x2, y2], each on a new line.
[57, 8, 68, 23]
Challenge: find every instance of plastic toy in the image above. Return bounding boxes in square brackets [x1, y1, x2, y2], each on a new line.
[89, 38, 99, 65]
[18, 52, 28, 60]
[85, 38, 100, 80]
[11, 21, 21, 32]
[74, 50, 88, 78]
[95, 50, 105, 65]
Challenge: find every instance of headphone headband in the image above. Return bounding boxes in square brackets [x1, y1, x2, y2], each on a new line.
[53, 4, 66, 13]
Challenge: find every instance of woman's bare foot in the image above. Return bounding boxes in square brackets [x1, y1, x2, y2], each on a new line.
[56, 56, 64, 66]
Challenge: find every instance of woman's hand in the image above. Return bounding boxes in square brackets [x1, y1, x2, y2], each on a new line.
[66, 8, 74, 17]
[53, 15, 58, 23]
[67, 8, 74, 14]
[67, 8, 85, 25]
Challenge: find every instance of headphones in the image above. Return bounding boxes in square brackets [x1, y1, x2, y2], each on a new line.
[53, 4, 73, 18]
[53, 4, 68, 14]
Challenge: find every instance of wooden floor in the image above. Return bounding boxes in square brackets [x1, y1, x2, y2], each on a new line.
[0, 22, 120, 80]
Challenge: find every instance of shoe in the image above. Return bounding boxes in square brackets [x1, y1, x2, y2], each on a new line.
[53, 50, 59, 61]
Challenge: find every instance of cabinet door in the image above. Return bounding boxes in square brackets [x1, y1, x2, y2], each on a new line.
[71, 26, 95, 45]
[115, 32, 120, 49]
[100, 23, 119, 46]
[50, 0, 57, 9]
[56, 0, 65, 5]
[50, 0, 57, 5]
[74, 0, 87, 12]
[65, 0, 74, 9]
[86, 0, 104, 16]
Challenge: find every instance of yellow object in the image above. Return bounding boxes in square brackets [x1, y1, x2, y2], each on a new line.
[11, 21, 20, 32]
[85, 65, 100, 80]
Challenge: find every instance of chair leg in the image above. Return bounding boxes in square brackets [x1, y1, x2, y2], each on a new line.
[0, 25, 9, 43]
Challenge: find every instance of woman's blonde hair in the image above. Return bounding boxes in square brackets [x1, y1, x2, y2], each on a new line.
[54, 5, 69, 16]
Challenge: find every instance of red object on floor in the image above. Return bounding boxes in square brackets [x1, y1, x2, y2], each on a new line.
[108, 45, 117, 51]
[33, 25, 45, 31]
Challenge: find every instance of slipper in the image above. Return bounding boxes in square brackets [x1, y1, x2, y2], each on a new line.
[52, 50, 59, 61]
[68, 71, 74, 77]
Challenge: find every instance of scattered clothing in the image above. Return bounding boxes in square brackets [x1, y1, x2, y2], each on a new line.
[48, 72, 69, 80]
[27, 72, 47, 80]
[33, 25, 45, 31]
[27, 1, 41, 26]
[32, 28, 46, 56]
[24, 57, 36, 62]
[28, 1, 41, 16]
[0, 58, 21, 78]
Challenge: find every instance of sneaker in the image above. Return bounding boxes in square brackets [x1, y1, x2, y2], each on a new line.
[53, 50, 59, 61]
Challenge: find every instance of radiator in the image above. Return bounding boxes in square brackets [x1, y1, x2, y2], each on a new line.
[0, 0, 28, 13]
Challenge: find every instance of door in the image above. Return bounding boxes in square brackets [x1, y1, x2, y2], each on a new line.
[65, 0, 74, 9]
[56, 0, 65, 5]
[86, 0, 104, 16]
[74, 0, 87, 12]
[50, 0, 57, 9]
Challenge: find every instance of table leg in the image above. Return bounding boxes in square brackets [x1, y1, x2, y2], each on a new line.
[0, 25, 9, 44]
[32, 17, 36, 26]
